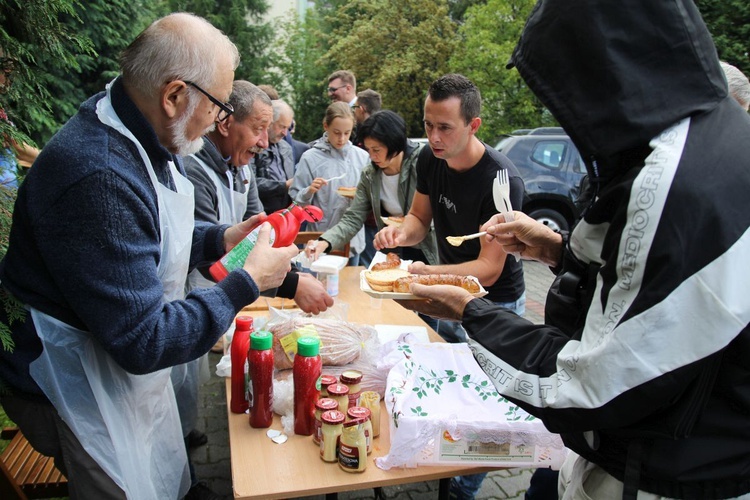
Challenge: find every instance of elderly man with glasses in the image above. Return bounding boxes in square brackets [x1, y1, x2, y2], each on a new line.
[0, 13, 300, 500]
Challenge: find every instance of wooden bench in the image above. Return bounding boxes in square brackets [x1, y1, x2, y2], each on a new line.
[0, 427, 68, 499]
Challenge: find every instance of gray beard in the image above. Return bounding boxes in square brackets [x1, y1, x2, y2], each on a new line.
[170, 95, 215, 156]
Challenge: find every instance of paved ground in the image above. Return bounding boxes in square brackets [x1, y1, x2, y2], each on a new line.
[192, 261, 557, 499]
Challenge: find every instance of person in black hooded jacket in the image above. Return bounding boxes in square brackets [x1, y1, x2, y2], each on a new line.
[398, 1, 750, 498]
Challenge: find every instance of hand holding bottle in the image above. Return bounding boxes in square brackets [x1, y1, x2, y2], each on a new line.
[223, 213, 267, 253]
[243, 223, 299, 292]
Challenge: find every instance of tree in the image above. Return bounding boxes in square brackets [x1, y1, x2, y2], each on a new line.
[0, 0, 94, 148]
[269, 9, 336, 142]
[449, 0, 555, 143]
[694, 0, 750, 75]
[0, 0, 94, 352]
[322, 0, 459, 138]
[30, 1, 157, 144]
[167, 0, 273, 85]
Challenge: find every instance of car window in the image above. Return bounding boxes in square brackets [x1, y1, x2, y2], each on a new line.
[495, 136, 513, 152]
[571, 151, 586, 174]
[531, 141, 566, 169]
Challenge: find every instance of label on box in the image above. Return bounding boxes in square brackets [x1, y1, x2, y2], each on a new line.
[438, 431, 536, 464]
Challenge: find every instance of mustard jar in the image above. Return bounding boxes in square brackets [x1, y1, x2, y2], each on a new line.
[338, 418, 367, 472]
[320, 410, 345, 463]
[326, 383, 350, 416]
[347, 406, 373, 455]
[313, 398, 339, 445]
[339, 369, 363, 408]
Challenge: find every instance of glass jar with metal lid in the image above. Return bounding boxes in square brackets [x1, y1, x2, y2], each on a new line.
[347, 406, 372, 455]
[339, 369, 363, 408]
[338, 418, 367, 472]
[326, 383, 350, 416]
[313, 398, 339, 445]
[320, 410, 346, 462]
[318, 374, 338, 398]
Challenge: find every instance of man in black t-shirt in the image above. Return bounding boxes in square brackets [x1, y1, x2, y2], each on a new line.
[373, 73, 526, 500]
[374, 73, 525, 316]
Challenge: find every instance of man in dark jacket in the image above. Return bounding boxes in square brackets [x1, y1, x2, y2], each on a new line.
[252, 99, 296, 214]
[400, 1, 750, 498]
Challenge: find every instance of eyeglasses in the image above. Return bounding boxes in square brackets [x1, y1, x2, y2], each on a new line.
[184, 81, 234, 122]
[327, 85, 346, 94]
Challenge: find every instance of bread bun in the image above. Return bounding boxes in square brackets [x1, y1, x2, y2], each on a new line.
[381, 216, 404, 227]
[364, 268, 410, 292]
[337, 186, 357, 198]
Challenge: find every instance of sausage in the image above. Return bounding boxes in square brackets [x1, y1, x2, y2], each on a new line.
[393, 274, 480, 294]
[371, 252, 401, 271]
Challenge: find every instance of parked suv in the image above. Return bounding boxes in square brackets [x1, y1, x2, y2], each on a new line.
[495, 129, 586, 232]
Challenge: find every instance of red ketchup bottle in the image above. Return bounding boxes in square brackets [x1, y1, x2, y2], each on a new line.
[209, 203, 324, 281]
[293, 337, 322, 435]
[248, 330, 274, 428]
[230, 316, 253, 414]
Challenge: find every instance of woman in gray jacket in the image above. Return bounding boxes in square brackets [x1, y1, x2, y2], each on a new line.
[305, 110, 438, 265]
[290, 102, 369, 263]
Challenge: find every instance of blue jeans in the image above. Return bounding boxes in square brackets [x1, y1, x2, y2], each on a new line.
[447, 293, 527, 499]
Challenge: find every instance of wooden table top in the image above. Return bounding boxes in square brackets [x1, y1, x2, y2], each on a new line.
[225, 266, 496, 499]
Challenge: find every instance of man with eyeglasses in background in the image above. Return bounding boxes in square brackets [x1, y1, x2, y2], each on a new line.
[0, 13, 299, 500]
[327, 69, 357, 106]
[351, 89, 382, 146]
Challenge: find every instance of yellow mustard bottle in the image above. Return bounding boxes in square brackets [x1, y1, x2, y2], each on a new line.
[347, 406, 373, 455]
[340, 369, 363, 408]
[313, 398, 338, 445]
[338, 418, 367, 472]
[326, 383, 350, 416]
[320, 410, 345, 463]
[359, 391, 381, 438]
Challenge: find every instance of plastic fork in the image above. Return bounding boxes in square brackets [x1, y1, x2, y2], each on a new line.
[493, 169, 521, 261]
[495, 169, 512, 213]
[324, 173, 346, 182]
[446, 231, 487, 246]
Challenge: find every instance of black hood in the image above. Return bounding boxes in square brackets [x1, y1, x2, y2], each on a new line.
[509, 0, 727, 178]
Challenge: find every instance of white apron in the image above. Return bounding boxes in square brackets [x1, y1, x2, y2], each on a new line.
[28, 83, 193, 499]
[186, 157, 249, 291]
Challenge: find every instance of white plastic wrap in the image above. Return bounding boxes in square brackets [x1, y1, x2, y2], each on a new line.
[265, 306, 379, 370]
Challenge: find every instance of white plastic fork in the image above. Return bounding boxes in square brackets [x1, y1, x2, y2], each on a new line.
[494, 169, 521, 261]
[496, 169, 512, 213]
[324, 173, 346, 182]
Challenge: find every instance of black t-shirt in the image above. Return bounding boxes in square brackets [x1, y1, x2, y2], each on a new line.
[415, 143, 525, 302]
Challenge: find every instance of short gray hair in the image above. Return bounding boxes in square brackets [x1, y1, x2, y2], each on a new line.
[229, 81, 271, 123]
[271, 99, 294, 123]
[119, 13, 240, 98]
[720, 61, 750, 110]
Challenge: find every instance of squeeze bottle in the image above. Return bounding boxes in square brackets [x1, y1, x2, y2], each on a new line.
[248, 330, 274, 428]
[209, 203, 324, 281]
[293, 337, 322, 435]
[230, 316, 253, 414]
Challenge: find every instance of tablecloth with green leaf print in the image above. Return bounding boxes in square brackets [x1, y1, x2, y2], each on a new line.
[376, 341, 566, 470]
